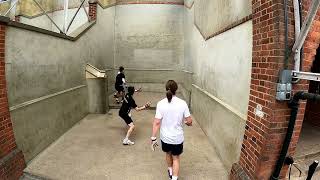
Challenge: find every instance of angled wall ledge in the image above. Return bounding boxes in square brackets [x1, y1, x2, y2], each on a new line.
[194, 14, 252, 41]
[0, 16, 96, 41]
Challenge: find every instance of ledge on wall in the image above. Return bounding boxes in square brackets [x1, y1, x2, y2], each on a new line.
[0, 16, 96, 41]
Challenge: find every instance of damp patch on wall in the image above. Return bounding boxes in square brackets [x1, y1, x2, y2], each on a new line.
[134, 49, 173, 64]
[194, 0, 252, 39]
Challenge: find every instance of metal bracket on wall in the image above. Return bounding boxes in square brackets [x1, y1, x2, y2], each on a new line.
[292, 71, 320, 82]
[292, 0, 320, 52]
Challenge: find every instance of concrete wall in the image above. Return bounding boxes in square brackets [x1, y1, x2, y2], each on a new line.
[113, 4, 186, 99]
[5, 5, 115, 162]
[114, 4, 184, 70]
[194, 0, 252, 38]
[184, 5, 252, 170]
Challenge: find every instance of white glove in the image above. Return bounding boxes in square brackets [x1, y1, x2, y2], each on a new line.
[150, 137, 159, 151]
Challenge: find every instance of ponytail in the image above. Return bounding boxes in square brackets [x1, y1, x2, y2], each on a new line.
[165, 80, 178, 103]
[166, 90, 173, 103]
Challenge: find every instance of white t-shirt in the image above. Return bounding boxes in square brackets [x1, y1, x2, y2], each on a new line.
[155, 96, 191, 144]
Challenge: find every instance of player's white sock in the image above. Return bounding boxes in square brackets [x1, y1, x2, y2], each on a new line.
[172, 176, 178, 180]
[168, 167, 173, 176]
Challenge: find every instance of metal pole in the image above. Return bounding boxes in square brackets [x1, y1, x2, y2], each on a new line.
[82, 5, 89, 21]
[293, 0, 301, 72]
[292, 0, 320, 52]
[32, 0, 64, 34]
[66, 0, 86, 33]
[63, 0, 69, 33]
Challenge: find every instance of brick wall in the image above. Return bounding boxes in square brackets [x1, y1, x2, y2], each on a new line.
[230, 0, 320, 179]
[0, 23, 25, 180]
[89, 1, 98, 21]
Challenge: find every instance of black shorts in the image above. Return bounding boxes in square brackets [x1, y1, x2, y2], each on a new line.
[161, 141, 183, 156]
[115, 84, 124, 93]
[119, 113, 133, 125]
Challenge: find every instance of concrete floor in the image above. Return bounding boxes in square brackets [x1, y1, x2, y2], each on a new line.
[109, 92, 184, 108]
[23, 109, 228, 180]
[295, 123, 320, 159]
[290, 123, 320, 179]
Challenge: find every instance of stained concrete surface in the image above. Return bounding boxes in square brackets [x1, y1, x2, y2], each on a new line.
[194, 0, 252, 38]
[23, 109, 228, 180]
[115, 4, 184, 70]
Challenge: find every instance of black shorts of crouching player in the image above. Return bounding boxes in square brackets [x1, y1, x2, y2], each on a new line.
[118, 87, 137, 125]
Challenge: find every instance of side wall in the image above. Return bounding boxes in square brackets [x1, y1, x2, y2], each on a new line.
[5, 5, 115, 162]
[184, 5, 252, 171]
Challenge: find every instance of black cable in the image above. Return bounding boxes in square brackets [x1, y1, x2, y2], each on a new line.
[270, 92, 320, 180]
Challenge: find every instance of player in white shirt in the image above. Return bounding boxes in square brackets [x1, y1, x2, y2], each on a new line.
[150, 80, 192, 180]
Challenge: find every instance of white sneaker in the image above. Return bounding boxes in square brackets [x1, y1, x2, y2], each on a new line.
[122, 139, 135, 145]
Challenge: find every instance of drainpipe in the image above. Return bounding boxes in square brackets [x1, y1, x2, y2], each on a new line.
[270, 92, 320, 180]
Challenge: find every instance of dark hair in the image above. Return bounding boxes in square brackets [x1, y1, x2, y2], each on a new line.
[127, 86, 135, 96]
[119, 66, 124, 72]
[165, 80, 178, 103]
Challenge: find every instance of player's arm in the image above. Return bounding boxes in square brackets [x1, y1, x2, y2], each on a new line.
[150, 103, 162, 151]
[134, 102, 151, 111]
[151, 118, 161, 138]
[184, 103, 192, 126]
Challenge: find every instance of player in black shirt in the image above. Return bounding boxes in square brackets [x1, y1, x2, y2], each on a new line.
[114, 66, 126, 104]
[119, 86, 150, 145]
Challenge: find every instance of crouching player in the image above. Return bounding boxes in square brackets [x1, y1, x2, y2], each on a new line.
[119, 86, 151, 145]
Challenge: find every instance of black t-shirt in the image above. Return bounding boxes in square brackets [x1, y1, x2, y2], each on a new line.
[119, 94, 137, 115]
[115, 73, 125, 87]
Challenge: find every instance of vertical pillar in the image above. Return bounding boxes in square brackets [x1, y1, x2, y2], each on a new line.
[0, 23, 25, 180]
[89, 0, 98, 21]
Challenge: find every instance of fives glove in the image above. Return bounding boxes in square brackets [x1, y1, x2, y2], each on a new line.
[135, 88, 142, 92]
[151, 137, 158, 151]
[145, 102, 151, 108]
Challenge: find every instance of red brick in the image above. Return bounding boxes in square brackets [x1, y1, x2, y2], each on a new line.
[231, 0, 320, 179]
